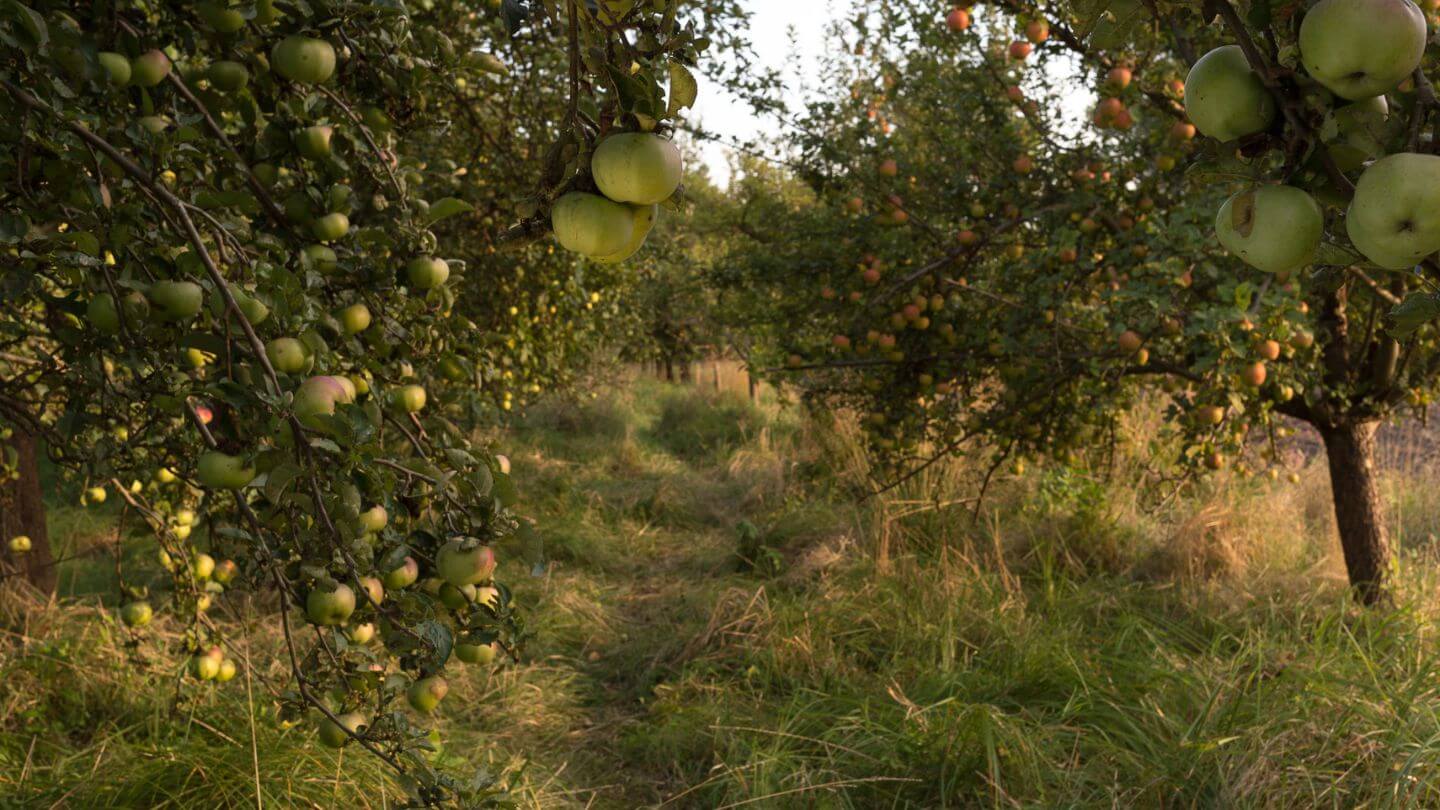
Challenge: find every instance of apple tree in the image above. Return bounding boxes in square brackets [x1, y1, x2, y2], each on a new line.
[716, 0, 1440, 605]
[0, 0, 707, 801]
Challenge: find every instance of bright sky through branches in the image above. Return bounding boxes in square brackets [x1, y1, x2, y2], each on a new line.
[688, 0, 1095, 187]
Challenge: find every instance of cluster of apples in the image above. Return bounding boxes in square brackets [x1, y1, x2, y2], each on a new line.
[1187, 0, 1438, 274]
[304, 536, 505, 746]
[550, 133, 683, 263]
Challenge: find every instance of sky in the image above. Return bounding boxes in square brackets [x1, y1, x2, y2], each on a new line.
[688, 0, 834, 186]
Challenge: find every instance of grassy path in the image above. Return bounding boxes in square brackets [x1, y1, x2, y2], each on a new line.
[479, 383, 787, 807]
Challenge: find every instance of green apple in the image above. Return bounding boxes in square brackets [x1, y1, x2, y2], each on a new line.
[406, 257, 450, 290]
[591, 132, 683, 204]
[317, 711, 365, 747]
[337, 302, 371, 334]
[305, 581, 356, 626]
[87, 294, 121, 334]
[347, 622, 376, 644]
[192, 552, 216, 580]
[359, 505, 387, 533]
[301, 244, 338, 274]
[138, 115, 170, 136]
[1347, 152, 1440, 268]
[382, 556, 419, 590]
[119, 291, 150, 323]
[294, 375, 354, 427]
[255, 0, 280, 25]
[233, 291, 270, 325]
[438, 355, 468, 382]
[1325, 96, 1389, 172]
[406, 676, 449, 713]
[216, 659, 237, 682]
[435, 539, 496, 587]
[595, 203, 659, 264]
[198, 2, 246, 32]
[271, 36, 336, 84]
[85, 486, 107, 504]
[148, 280, 204, 321]
[97, 51, 131, 85]
[8, 535, 31, 553]
[391, 384, 426, 413]
[266, 337, 312, 374]
[438, 582, 476, 610]
[294, 125, 333, 160]
[207, 60, 249, 93]
[455, 641, 498, 665]
[551, 192, 635, 257]
[1300, 0, 1426, 100]
[130, 50, 171, 88]
[120, 600, 153, 627]
[197, 451, 255, 489]
[1215, 186, 1323, 274]
[311, 212, 350, 242]
[1184, 45, 1277, 142]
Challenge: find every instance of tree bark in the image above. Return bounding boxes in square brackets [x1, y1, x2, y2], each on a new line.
[1319, 421, 1389, 605]
[0, 429, 55, 594]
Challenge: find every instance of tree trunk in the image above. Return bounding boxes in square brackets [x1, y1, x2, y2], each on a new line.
[0, 429, 55, 594]
[1319, 421, 1389, 605]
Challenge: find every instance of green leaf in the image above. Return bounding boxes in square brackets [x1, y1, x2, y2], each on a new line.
[264, 461, 303, 502]
[423, 197, 473, 225]
[666, 61, 697, 117]
[1314, 241, 1362, 267]
[4, 0, 46, 49]
[1389, 292, 1440, 338]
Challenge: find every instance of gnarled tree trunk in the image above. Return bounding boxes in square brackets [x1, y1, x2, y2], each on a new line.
[1319, 421, 1389, 605]
[1, 429, 55, 594]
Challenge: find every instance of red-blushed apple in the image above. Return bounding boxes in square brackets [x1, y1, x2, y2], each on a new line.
[945, 8, 970, 30]
[1118, 330, 1143, 354]
[407, 676, 449, 713]
[382, 555, 419, 590]
[1242, 362, 1268, 387]
[436, 538, 496, 587]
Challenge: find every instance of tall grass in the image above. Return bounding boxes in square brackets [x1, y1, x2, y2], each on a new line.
[5, 380, 1440, 807]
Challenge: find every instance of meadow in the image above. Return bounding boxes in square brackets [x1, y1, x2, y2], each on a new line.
[5, 376, 1440, 808]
